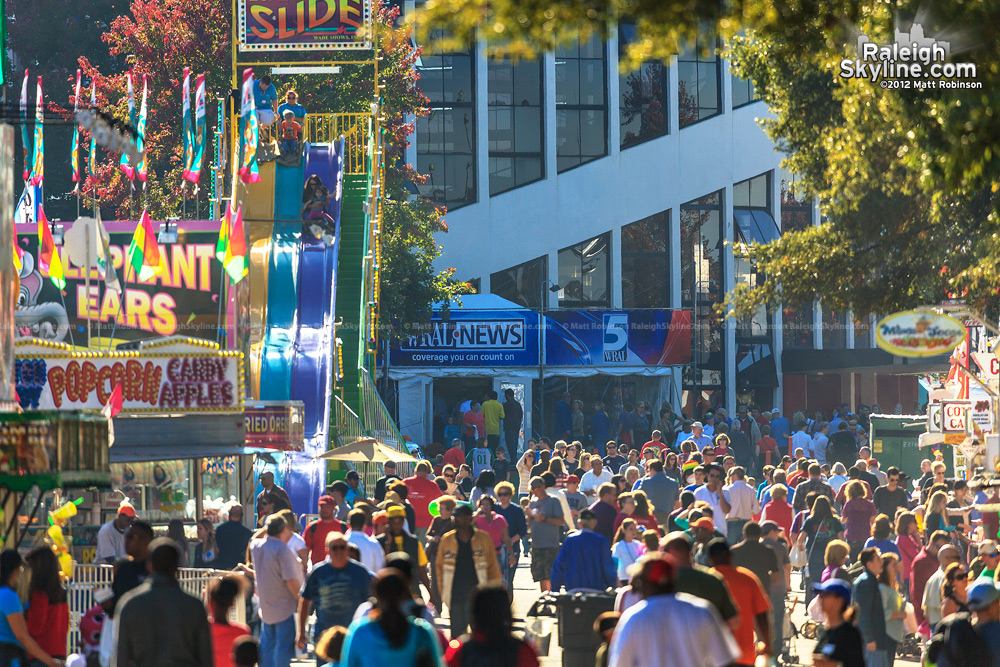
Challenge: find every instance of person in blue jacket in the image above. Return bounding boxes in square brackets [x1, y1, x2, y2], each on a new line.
[550, 508, 617, 592]
[853, 546, 893, 667]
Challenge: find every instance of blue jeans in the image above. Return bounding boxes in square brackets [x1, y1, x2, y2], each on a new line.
[865, 648, 892, 667]
[727, 519, 748, 545]
[260, 615, 296, 667]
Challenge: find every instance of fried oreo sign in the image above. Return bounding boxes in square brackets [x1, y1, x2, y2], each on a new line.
[875, 310, 965, 358]
[239, 0, 371, 51]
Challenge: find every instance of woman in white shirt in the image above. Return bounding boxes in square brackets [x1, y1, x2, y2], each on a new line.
[611, 519, 642, 585]
[516, 449, 536, 498]
[828, 462, 849, 493]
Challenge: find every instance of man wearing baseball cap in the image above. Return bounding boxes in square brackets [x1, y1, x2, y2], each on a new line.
[607, 553, 740, 666]
[377, 505, 431, 597]
[302, 495, 347, 566]
[932, 579, 1000, 667]
[562, 474, 587, 519]
[967, 580, 1000, 664]
[976, 540, 1000, 582]
[96, 501, 137, 564]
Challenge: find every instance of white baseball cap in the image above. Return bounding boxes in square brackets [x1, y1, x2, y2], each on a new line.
[692, 421, 703, 429]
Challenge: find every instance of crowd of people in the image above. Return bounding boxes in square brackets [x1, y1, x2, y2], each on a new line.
[11, 398, 996, 667]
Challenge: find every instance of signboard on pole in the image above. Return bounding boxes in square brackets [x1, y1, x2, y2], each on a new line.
[941, 400, 971, 434]
[244, 401, 305, 451]
[927, 403, 943, 433]
[239, 0, 372, 51]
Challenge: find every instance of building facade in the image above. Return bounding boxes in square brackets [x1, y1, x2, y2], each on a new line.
[393, 27, 921, 446]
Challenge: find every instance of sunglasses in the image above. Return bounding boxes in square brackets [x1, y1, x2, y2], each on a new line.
[329, 544, 348, 551]
[986, 552, 1000, 559]
[445, 473, 455, 479]
[497, 492, 512, 497]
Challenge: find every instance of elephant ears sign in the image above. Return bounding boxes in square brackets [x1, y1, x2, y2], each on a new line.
[239, 0, 372, 51]
[875, 310, 965, 358]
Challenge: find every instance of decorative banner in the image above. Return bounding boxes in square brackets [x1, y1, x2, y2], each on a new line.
[120, 73, 135, 180]
[190, 73, 207, 183]
[135, 75, 148, 182]
[19, 70, 29, 181]
[238, 69, 260, 184]
[244, 402, 305, 451]
[389, 308, 541, 367]
[875, 310, 965, 358]
[545, 309, 692, 367]
[14, 347, 245, 413]
[88, 84, 98, 177]
[14, 219, 223, 345]
[71, 69, 81, 186]
[28, 76, 44, 186]
[36, 206, 65, 290]
[239, 0, 371, 51]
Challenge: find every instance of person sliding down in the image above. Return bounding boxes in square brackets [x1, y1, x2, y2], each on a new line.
[278, 110, 301, 156]
[300, 175, 335, 245]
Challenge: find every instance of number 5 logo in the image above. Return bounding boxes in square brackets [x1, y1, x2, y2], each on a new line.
[604, 313, 628, 362]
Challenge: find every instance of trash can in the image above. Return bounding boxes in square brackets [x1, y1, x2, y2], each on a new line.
[870, 415, 953, 480]
[552, 591, 616, 667]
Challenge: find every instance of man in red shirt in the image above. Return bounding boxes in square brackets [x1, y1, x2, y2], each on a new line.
[708, 539, 772, 666]
[910, 530, 951, 629]
[640, 430, 670, 459]
[444, 438, 467, 468]
[403, 460, 440, 543]
[462, 402, 486, 452]
[302, 495, 347, 565]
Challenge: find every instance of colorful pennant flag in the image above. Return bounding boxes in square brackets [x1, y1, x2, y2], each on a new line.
[189, 73, 207, 183]
[181, 68, 193, 182]
[135, 75, 148, 182]
[222, 205, 248, 283]
[11, 216, 22, 298]
[238, 68, 260, 184]
[126, 210, 164, 282]
[88, 83, 98, 177]
[36, 206, 65, 290]
[19, 70, 29, 181]
[120, 73, 135, 180]
[216, 204, 229, 263]
[71, 69, 82, 187]
[28, 76, 44, 186]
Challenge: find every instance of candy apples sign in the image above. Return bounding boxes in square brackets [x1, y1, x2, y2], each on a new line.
[875, 311, 965, 358]
[13, 342, 244, 414]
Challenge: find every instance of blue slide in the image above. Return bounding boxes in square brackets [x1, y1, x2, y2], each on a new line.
[260, 140, 345, 515]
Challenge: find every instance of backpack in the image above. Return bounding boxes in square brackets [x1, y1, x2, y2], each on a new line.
[928, 612, 991, 667]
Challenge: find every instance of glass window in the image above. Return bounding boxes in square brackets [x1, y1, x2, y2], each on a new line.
[780, 167, 813, 232]
[619, 23, 668, 149]
[731, 72, 760, 108]
[110, 460, 193, 523]
[853, 314, 872, 348]
[783, 305, 815, 349]
[622, 210, 670, 308]
[822, 306, 848, 349]
[491, 256, 547, 309]
[677, 36, 721, 128]
[681, 192, 725, 387]
[488, 57, 544, 195]
[558, 233, 611, 307]
[556, 35, 607, 172]
[734, 173, 774, 342]
[416, 37, 476, 209]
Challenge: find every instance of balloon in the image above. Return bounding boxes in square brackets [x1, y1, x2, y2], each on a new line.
[429, 499, 440, 518]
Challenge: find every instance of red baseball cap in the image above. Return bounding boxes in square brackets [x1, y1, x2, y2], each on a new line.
[566, 475, 580, 484]
[318, 495, 337, 506]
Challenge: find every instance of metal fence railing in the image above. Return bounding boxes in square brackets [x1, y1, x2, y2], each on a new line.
[332, 395, 382, 493]
[359, 372, 414, 479]
[302, 113, 370, 174]
[68, 564, 246, 653]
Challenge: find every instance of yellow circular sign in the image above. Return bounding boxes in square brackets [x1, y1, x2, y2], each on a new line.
[875, 310, 966, 358]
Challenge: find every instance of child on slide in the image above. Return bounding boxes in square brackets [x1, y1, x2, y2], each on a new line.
[301, 175, 335, 245]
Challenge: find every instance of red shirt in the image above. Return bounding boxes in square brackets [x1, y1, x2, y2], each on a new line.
[713, 564, 771, 666]
[640, 440, 666, 459]
[210, 619, 251, 667]
[404, 474, 441, 529]
[910, 548, 941, 627]
[303, 518, 347, 564]
[25, 591, 69, 658]
[761, 499, 794, 537]
[443, 447, 466, 470]
[446, 633, 539, 667]
[786, 471, 805, 488]
[462, 411, 485, 439]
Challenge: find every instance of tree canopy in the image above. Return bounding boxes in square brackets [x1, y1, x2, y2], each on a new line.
[416, 0, 1000, 317]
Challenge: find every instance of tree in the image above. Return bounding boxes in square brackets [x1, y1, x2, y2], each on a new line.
[416, 1, 1000, 316]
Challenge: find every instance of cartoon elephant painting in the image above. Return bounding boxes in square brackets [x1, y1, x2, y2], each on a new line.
[14, 252, 69, 342]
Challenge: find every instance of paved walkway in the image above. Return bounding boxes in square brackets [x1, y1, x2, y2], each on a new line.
[296, 555, 923, 666]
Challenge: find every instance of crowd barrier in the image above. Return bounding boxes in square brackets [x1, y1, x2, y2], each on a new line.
[67, 564, 247, 653]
